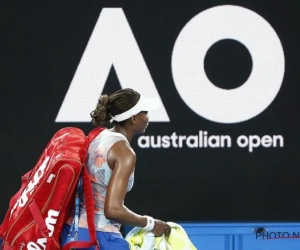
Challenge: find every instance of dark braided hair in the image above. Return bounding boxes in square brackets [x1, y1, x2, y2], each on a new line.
[90, 88, 140, 127]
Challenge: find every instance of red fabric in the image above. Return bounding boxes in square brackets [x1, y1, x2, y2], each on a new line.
[9, 170, 32, 208]
[2, 244, 12, 250]
[0, 127, 104, 250]
[28, 201, 49, 237]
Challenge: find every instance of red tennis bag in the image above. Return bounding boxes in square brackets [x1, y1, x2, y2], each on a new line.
[0, 127, 105, 250]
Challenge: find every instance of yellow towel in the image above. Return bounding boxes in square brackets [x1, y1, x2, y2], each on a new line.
[125, 222, 197, 250]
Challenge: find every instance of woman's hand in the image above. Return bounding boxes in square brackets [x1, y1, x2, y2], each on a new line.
[152, 219, 171, 237]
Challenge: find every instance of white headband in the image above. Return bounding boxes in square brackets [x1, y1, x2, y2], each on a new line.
[110, 95, 160, 122]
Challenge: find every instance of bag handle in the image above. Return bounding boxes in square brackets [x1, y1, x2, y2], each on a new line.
[62, 168, 100, 250]
[63, 128, 105, 250]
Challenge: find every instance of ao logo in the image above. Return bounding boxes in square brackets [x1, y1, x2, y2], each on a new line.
[55, 5, 285, 124]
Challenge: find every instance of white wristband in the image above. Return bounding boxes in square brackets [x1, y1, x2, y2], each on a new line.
[143, 216, 155, 231]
